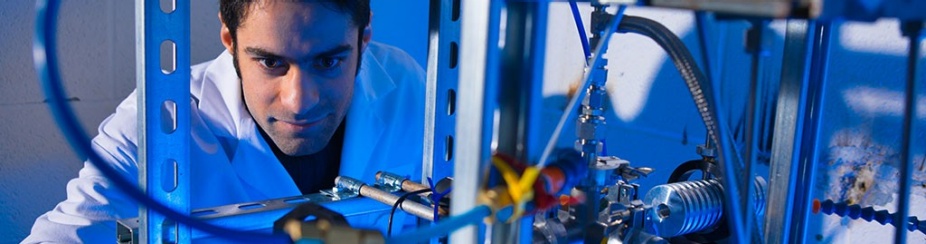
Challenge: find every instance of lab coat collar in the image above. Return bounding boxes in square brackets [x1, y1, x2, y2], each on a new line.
[354, 46, 398, 105]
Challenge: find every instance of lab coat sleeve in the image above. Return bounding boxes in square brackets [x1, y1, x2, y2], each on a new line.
[22, 93, 143, 244]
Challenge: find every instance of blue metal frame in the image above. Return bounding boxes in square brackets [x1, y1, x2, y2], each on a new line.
[136, 0, 191, 243]
[789, 20, 832, 243]
[743, 20, 770, 242]
[790, 21, 835, 242]
[763, 19, 832, 243]
[119, 195, 393, 241]
[450, 1, 501, 243]
[424, 0, 461, 187]
[763, 20, 810, 244]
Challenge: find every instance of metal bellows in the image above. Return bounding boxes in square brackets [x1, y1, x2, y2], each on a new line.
[643, 177, 767, 238]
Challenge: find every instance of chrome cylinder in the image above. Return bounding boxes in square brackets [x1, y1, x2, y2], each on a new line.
[643, 177, 767, 238]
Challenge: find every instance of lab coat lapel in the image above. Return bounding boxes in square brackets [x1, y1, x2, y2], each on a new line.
[228, 118, 303, 200]
[197, 51, 301, 200]
[341, 49, 396, 182]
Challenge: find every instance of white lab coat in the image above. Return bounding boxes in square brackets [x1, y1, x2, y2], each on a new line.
[23, 42, 425, 243]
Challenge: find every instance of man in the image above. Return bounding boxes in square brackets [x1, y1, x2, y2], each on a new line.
[24, 0, 424, 242]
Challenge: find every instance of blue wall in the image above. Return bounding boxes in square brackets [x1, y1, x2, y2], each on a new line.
[371, 0, 430, 68]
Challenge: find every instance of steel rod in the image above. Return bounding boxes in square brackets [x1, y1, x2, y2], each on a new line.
[359, 185, 447, 220]
[895, 21, 921, 244]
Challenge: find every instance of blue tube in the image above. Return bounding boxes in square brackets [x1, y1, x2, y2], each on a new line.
[694, 11, 714, 85]
[568, 0, 591, 62]
[33, 0, 288, 242]
[386, 205, 491, 243]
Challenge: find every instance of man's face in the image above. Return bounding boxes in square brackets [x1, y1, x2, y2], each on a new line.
[221, 2, 368, 156]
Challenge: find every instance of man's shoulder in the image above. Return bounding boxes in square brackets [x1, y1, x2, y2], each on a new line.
[365, 42, 425, 82]
[366, 42, 416, 63]
[188, 52, 230, 103]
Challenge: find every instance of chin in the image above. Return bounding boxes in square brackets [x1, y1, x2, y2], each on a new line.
[272, 136, 324, 156]
[270, 121, 338, 156]
[284, 144, 326, 156]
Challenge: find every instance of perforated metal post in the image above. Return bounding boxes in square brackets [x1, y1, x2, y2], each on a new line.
[136, 0, 191, 243]
[423, 0, 461, 187]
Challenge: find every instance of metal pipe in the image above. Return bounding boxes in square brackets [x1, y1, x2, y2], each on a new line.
[358, 185, 447, 220]
[401, 181, 430, 193]
[375, 171, 430, 193]
[571, 5, 624, 243]
[895, 21, 922, 244]
[743, 20, 769, 242]
[336, 176, 446, 220]
[790, 21, 832, 243]
[537, 5, 624, 169]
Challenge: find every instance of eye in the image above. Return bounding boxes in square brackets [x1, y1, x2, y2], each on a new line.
[257, 57, 285, 70]
[314, 57, 343, 70]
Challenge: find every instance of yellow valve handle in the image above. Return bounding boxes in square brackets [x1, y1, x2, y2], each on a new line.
[490, 157, 541, 222]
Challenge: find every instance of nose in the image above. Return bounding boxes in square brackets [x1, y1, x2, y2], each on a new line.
[280, 67, 319, 118]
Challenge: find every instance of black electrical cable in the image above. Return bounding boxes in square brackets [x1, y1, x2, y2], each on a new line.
[387, 189, 432, 237]
[33, 0, 288, 242]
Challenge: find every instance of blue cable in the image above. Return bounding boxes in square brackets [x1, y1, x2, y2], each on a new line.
[568, 0, 591, 63]
[694, 11, 714, 85]
[612, 6, 628, 32]
[386, 205, 491, 243]
[427, 177, 452, 222]
[33, 0, 289, 242]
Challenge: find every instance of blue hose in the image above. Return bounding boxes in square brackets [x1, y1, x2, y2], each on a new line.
[386, 205, 491, 243]
[33, 0, 289, 242]
[568, 0, 591, 62]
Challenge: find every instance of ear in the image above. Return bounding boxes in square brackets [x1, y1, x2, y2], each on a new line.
[219, 12, 234, 54]
[360, 12, 373, 53]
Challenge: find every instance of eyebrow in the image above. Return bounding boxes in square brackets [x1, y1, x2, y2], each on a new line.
[243, 44, 354, 63]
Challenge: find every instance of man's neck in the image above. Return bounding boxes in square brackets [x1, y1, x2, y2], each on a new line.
[257, 120, 346, 195]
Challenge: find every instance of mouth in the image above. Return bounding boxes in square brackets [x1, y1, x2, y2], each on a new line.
[275, 115, 328, 132]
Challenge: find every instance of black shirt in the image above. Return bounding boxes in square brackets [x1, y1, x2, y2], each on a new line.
[258, 120, 345, 195]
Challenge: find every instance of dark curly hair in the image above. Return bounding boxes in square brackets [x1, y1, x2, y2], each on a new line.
[220, 0, 370, 40]
[219, 0, 371, 78]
